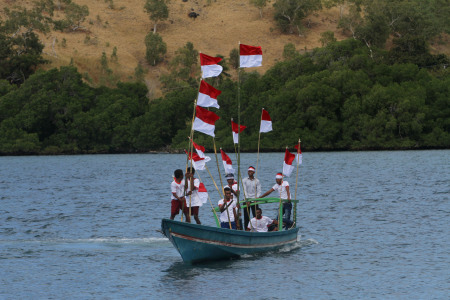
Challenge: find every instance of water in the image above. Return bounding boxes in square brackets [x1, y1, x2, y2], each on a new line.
[1, 151, 448, 299]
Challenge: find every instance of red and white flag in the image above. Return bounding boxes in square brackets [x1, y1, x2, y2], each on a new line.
[193, 106, 220, 137]
[192, 139, 207, 158]
[220, 149, 235, 174]
[240, 44, 262, 68]
[184, 150, 210, 171]
[197, 80, 221, 109]
[260, 109, 272, 133]
[231, 120, 246, 144]
[198, 182, 208, 204]
[295, 144, 303, 165]
[283, 148, 296, 177]
[200, 53, 223, 78]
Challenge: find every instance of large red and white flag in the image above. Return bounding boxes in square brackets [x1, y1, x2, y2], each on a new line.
[197, 80, 221, 109]
[200, 53, 223, 78]
[193, 106, 220, 137]
[283, 148, 296, 177]
[231, 120, 246, 144]
[184, 150, 210, 171]
[295, 144, 303, 165]
[198, 182, 208, 204]
[240, 44, 262, 68]
[260, 109, 272, 133]
[220, 149, 235, 174]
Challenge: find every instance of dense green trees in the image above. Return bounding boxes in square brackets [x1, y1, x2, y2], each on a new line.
[0, 39, 448, 154]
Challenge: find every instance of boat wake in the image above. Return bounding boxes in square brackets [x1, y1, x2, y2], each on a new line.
[278, 238, 318, 253]
[1, 237, 170, 246]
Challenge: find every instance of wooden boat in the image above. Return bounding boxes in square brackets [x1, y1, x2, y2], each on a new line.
[161, 198, 300, 264]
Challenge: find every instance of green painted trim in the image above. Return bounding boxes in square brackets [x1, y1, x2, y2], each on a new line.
[212, 198, 299, 212]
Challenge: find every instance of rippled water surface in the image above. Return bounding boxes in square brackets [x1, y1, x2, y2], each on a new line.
[1, 151, 449, 299]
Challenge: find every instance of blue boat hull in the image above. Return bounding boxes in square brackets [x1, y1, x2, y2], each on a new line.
[161, 218, 300, 264]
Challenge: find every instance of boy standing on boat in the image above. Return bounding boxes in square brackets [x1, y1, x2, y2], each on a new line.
[218, 187, 240, 230]
[242, 166, 262, 229]
[185, 167, 203, 224]
[246, 208, 278, 232]
[225, 173, 239, 200]
[170, 169, 190, 222]
[259, 172, 292, 221]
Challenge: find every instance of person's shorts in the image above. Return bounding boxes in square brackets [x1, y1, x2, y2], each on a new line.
[171, 199, 187, 215]
[221, 221, 237, 229]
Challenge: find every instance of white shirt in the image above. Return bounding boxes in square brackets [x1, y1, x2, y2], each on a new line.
[218, 199, 237, 222]
[227, 183, 239, 200]
[186, 178, 202, 207]
[242, 177, 261, 199]
[247, 216, 273, 232]
[272, 181, 290, 199]
[171, 179, 184, 200]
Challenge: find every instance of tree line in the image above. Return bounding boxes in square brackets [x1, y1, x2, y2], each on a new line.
[0, 39, 448, 155]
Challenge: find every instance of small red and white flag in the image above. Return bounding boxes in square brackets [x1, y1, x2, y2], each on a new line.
[193, 106, 220, 137]
[283, 148, 296, 177]
[295, 144, 303, 165]
[231, 120, 246, 144]
[184, 150, 210, 171]
[240, 44, 262, 68]
[198, 182, 208, 204]
[197, 80, 221, 109]
[192, 139, 207, 158]
[220, 149, 235, 174]
[200, 53, 223, 78]
[260, 109, 272, 133]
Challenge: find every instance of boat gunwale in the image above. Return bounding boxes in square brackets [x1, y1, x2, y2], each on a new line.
[161, 218, 299, 238]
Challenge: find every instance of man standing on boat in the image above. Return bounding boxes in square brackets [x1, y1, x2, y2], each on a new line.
[170, 169, 190, 222]
[242, 166, 262, 229]
[259, 172, 292, 221]
[185, 167, 203, 224]
[225, 173, 239, 200]
[218, 187, 240, 230]
[246, 208, 278, 232]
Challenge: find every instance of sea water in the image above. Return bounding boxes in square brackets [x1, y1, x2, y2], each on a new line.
[1, 151, 449, 299]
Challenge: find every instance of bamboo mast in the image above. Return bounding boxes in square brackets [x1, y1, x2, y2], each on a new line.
[195, 171, 220, 227]
[278, 147, 288, 231]
[236, 61, 243, 230]
[232, 131, 254, 231]
[214, 141, 224, 196]
[186, 56, 206, 220]
[293, 138, 301, 226]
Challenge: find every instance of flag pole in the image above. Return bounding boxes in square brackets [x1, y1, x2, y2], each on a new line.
[294, 139, 301, 200]
[237, 44, 244, 230]
[205, 165, 222, 201]
[187, 99, 199, 222]
[255, 108, 263, 196]
[232, 123, 252, 231]
[294, 138, 301, 226]
[187, 58, 207, 221]
[184, 98, 198, 223]
[214, 142, 224, 196]
[195, 172, 220, 227]
[187, 136, 222, 200]
[278, 147, 288, 231]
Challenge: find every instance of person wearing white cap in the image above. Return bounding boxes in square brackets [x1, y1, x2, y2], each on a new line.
[225, 173, 239, 200]
[259, 172, 292, 221]
[242, 166, 262, 229]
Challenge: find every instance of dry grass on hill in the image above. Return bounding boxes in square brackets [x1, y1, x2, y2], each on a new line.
[2, 0, 448, 98]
